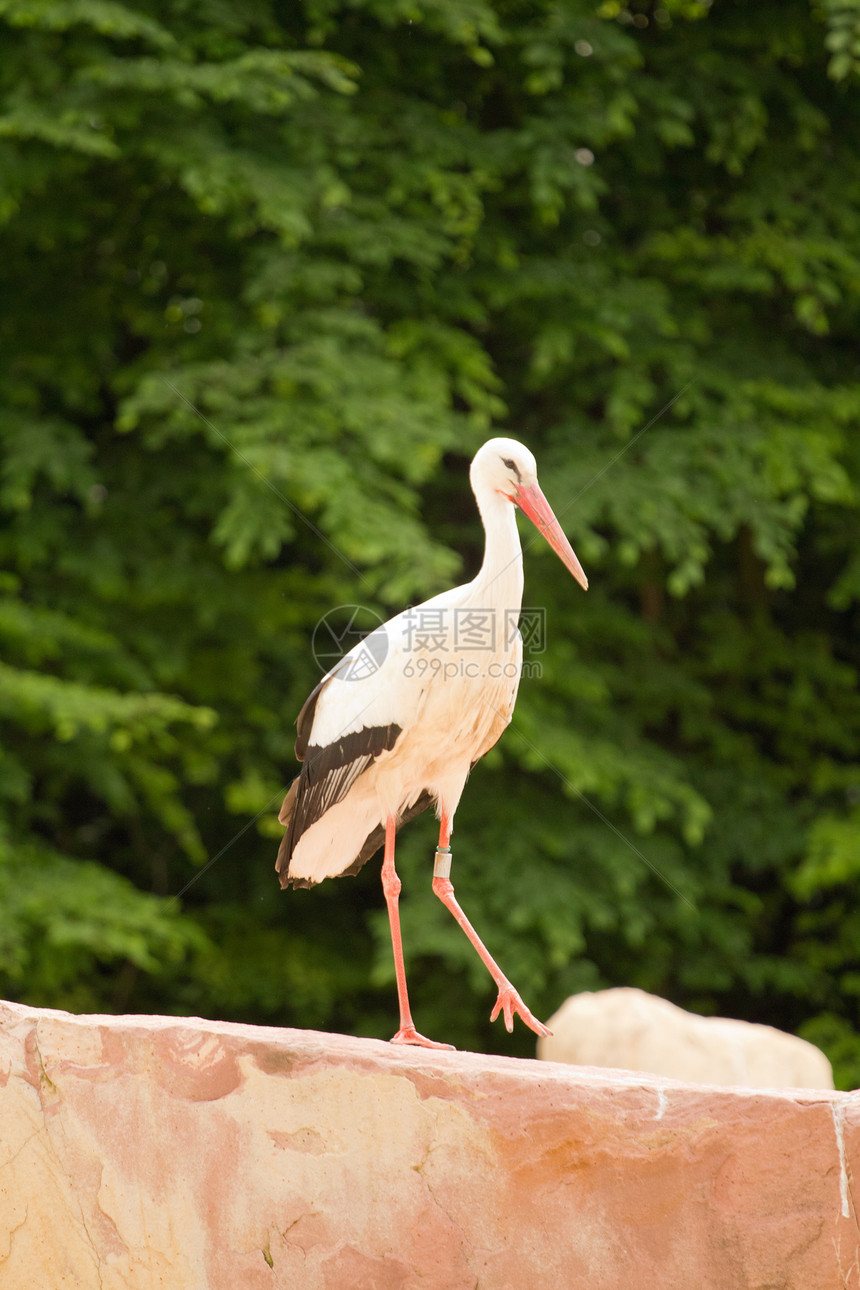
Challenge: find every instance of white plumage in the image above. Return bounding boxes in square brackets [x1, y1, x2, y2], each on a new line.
[277, 437, 587, 1047]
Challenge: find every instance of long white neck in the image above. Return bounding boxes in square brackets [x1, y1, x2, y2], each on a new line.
[468, 483, 525, 612]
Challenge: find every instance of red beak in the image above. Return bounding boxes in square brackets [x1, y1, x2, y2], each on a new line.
[515, 483, 588, 591]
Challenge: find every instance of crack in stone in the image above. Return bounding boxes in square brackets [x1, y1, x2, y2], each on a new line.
[280, 1210, 317, 1262]
[833, 1234, 860, 1289]
[30, 1022, 106, 1289]
[0, 1124, 46, 1175]
[833, 1100, 859, 1229]
[0, 1202, 28, 1265]
[415, 1139, 480, 1288]
[75, 1204, 106, 1290]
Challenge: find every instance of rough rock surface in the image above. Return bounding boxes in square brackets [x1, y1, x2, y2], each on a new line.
[0, 998, 857, 1290]
[537, 987, 834, 1089]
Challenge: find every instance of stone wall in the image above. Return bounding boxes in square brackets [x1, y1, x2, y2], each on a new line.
[0, 999, 857, 1289]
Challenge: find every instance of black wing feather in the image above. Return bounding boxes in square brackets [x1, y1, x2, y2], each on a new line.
[293, 724, 401, 839]
[277, 709, 402, 886]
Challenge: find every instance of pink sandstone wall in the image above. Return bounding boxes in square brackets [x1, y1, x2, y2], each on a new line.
[0, 997, 857, 1289]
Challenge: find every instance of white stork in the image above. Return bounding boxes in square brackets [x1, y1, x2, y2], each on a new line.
[277, 437, 588, 1048]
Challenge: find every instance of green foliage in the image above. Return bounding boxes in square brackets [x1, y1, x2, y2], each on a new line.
[0, 824, 204, 1009]
[816, 0, 860, 79]
[2, 0, 860, 1084]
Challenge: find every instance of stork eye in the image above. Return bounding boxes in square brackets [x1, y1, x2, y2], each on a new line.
[501, 456, 522, 481]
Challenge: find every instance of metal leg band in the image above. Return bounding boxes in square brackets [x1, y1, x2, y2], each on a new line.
[433, 848, 452, 880]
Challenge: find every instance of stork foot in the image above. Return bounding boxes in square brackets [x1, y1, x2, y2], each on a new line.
[390, 1025, 455, 1051]
[490, 984, 552, 1038]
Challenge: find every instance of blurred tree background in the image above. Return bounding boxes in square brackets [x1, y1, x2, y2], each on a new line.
[2, 0, 860, 1082]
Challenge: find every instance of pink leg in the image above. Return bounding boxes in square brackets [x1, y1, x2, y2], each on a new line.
[382, 816, 453, 1050]
[432, 816, 551, 1039]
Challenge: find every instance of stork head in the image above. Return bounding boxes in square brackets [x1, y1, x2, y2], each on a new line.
[470, 437, 588, 591]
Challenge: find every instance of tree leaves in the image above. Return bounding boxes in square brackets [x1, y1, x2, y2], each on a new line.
[1, 0, 859, 1078]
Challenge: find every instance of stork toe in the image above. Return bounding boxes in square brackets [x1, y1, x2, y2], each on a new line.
[490, 984, 551, 1038]
[390, 1025, 455, 1051]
